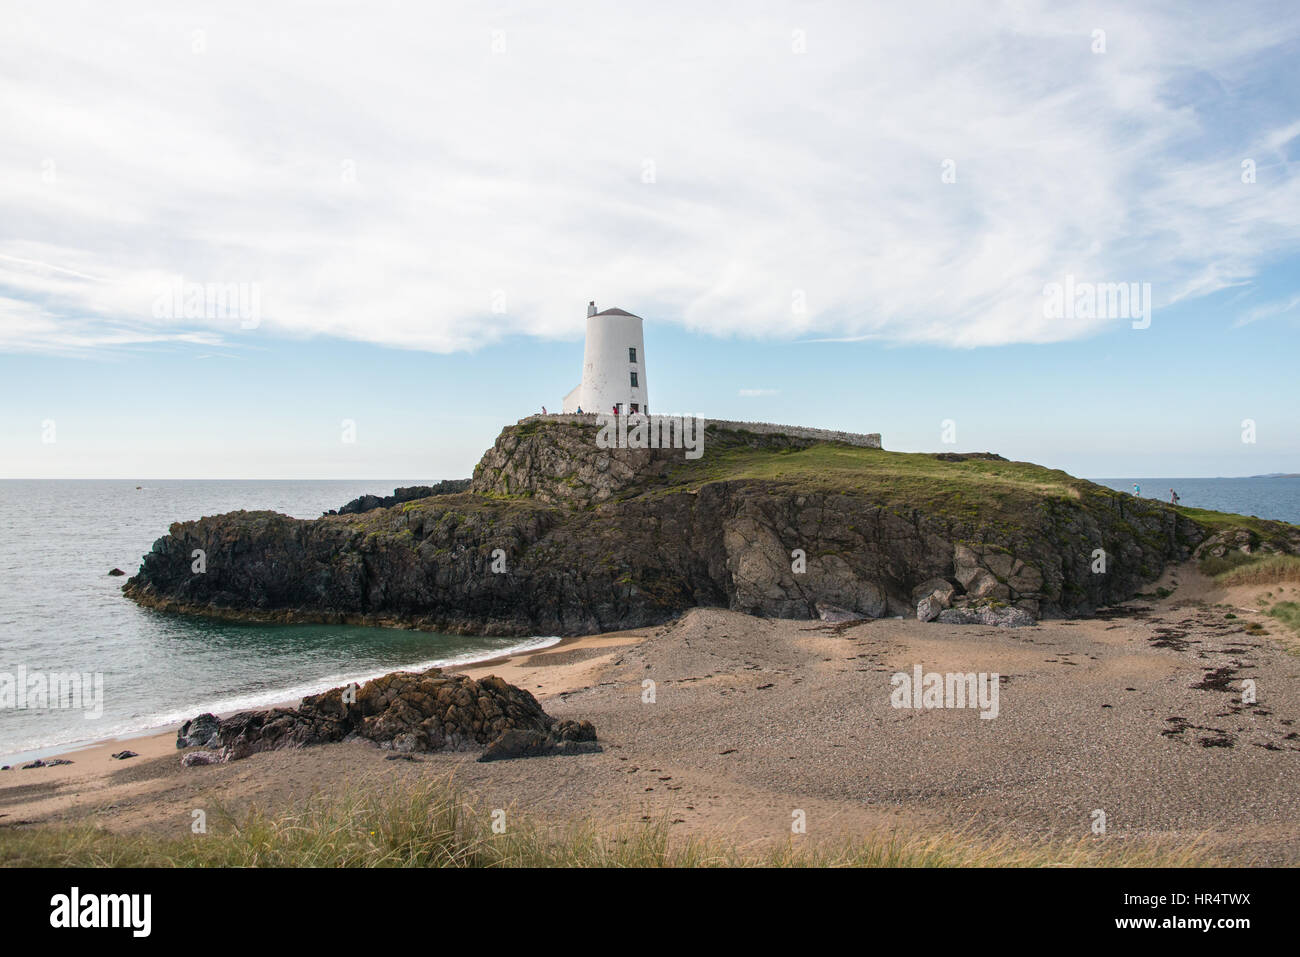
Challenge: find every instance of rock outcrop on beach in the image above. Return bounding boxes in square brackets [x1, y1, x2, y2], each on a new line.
[125, 417, 1300, 634]
[176, 712, 221, 748]
[175, 667, 597, 763]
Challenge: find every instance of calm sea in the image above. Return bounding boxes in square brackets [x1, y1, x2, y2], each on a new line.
[1091, 476, 1300, 524]
[0, 480, 558, 763]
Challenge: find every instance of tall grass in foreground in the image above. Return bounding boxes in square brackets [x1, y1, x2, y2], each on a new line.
[0, 776, 1218, 868]
[1208, 553, 1300, 586]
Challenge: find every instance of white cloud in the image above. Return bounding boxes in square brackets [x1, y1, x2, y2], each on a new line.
[1233, 293, 1300, 327]
[2, 0, 1298, 356]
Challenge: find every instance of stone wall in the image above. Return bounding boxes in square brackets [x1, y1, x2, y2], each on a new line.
[521, 413, 882, 449]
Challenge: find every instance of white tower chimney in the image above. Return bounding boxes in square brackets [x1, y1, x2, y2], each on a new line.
[561, 303, 648, 415]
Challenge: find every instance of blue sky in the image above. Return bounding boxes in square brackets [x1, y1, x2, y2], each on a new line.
[5, 266, 1296, 479]
[2, 2, 1298, 479]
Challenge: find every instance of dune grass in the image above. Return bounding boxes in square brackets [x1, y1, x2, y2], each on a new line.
[1210, 553, 1300, 586]
[1265, 601, 1300, 637]
[0, 776, 1220, 868]
[1199, 554, 1300, 647]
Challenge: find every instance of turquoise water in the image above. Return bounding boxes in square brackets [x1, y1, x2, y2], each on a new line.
[0, 480, 555, 762]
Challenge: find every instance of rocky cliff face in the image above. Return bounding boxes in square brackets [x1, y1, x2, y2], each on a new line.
[467, 418, 824, 505]
[124, 419, 1300, 635]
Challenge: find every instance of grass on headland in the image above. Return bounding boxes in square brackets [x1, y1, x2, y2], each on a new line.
[1176, 505, 1289, 537]
[1179, 505, 1300, 556]
[654, 441, 1098, 527]
[0, 776, 1219, 868]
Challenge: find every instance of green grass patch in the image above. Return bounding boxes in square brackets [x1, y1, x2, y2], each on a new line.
[1199, 550, 1261, 577]
[1178, 505, 1300, 552]
[1176, 506, 1268, 535]
[1265, 601, 1300, 637]
[1213, 554, 1300, 587]
[653, 442, 1098, 526]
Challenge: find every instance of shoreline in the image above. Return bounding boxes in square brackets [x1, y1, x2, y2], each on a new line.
[0, 627, 644, 828]
[1, 631, 599, 767]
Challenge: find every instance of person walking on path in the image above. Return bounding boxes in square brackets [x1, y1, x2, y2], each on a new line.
[1170, 488, 1180, 505]
[1133, 483, 1141, 496]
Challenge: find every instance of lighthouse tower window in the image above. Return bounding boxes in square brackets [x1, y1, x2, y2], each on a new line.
[630, 371, 638, 388]
[629, 347, 637, 362]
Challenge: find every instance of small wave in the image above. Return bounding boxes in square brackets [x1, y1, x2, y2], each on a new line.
[1, 635, 561, 762]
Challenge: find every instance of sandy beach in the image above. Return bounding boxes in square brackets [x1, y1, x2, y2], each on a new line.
[4, 563, 1299, 863]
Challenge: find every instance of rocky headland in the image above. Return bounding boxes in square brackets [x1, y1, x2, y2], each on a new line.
[123, 416, 1300, 635]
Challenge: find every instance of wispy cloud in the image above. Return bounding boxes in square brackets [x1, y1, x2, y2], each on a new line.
[2, 1, 1298, 357]
[1233, 293, 1300, 327]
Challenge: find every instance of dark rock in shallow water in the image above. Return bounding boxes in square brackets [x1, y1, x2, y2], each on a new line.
[179, 668, 597, 763]
[21, 760, 45, 769]
[177, 713, 221, 749]
[107, 567, 126, 576]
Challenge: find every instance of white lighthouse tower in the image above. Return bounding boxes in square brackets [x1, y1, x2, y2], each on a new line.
[562, 301, 648, 416]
